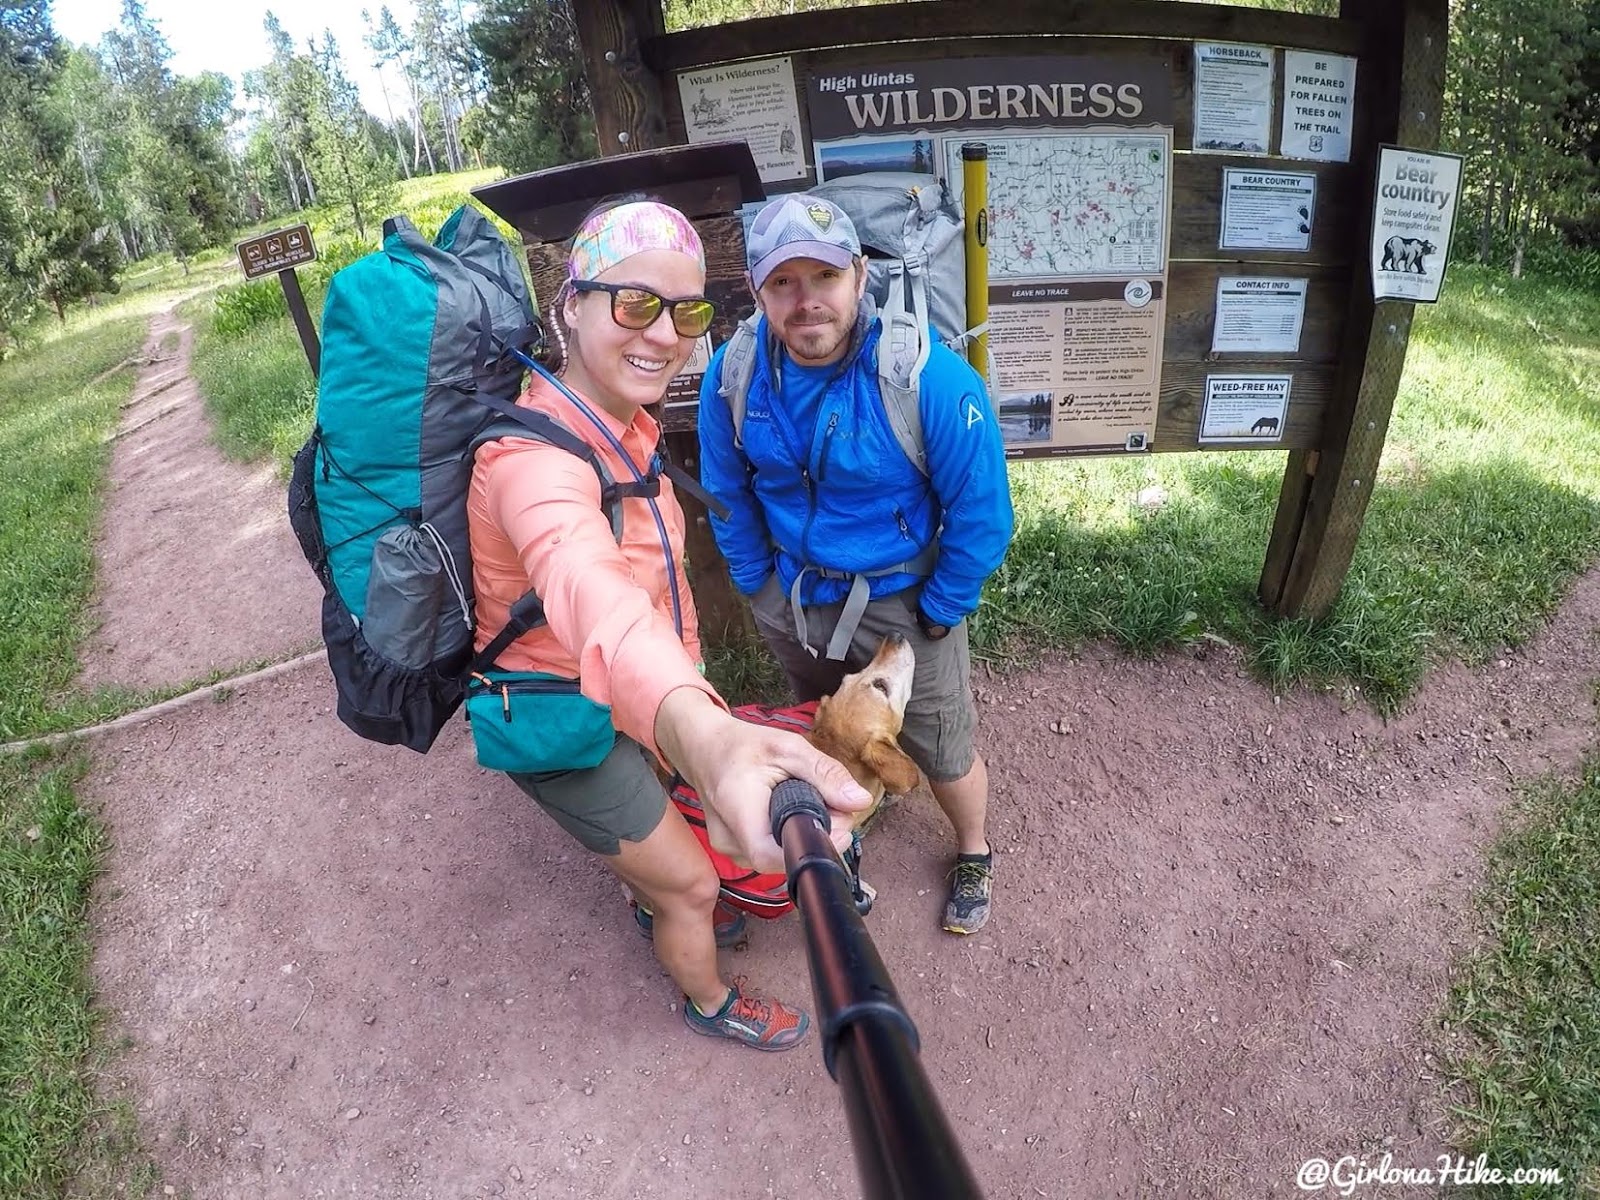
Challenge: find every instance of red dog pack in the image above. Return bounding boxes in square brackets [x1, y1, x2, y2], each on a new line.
[670, 700, 869, 918]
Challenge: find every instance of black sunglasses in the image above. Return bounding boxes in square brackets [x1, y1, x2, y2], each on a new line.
[570, 280, 716, 338]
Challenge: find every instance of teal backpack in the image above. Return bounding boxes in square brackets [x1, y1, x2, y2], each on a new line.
[289, 206, 660, 753]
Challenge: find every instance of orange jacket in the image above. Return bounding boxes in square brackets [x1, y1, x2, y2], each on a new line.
[467, 376, 722, 761]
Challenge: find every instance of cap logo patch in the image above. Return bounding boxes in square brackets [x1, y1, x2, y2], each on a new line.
[805, 203, 834, 231]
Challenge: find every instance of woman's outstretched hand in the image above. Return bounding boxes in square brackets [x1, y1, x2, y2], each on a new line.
[654, 687, 872, 875]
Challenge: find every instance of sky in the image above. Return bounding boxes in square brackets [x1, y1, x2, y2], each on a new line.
[52, 0, 420, 119]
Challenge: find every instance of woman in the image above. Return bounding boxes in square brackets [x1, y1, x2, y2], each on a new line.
[467, 198, 870, 1051]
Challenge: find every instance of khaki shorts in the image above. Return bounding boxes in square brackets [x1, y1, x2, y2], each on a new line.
[749, 576, 978, 783]
[506, 733, 668, 856]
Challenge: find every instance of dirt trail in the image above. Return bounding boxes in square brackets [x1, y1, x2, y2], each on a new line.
[77, 308, 1600, 1199]
[80, 304, 320, 692]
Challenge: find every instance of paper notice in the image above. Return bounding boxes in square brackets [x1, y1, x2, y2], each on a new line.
[1193, 43, 1273, 154]
[1211, 277, 1308, 353]
[1220, 170, 1316, 251]
[678, 56, 806, 183]
[1200, 374, 1292, 442]
[1371, 145, 1463, 303]
[1281, 51, 1356, 163]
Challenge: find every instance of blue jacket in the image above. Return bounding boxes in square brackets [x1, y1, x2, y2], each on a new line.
[697, 315, 1014, 627]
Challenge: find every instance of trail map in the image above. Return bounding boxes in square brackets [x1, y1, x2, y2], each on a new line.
[945, 133, 1169, 279]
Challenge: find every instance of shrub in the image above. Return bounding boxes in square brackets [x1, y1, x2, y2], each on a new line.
[211, 279, 287, 336]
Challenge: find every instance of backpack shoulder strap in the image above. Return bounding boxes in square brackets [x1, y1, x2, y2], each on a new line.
[874, 334, 929, 478]
[464, 406, 624, 677]
[653, 433, 731, 520]
[470, 403, 624, 544]
[715, 313, 765, 451]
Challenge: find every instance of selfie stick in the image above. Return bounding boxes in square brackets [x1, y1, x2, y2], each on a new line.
[770, 779, 985, 1200]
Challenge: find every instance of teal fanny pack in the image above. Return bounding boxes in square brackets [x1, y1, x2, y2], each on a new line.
[465, 671, 616, 774]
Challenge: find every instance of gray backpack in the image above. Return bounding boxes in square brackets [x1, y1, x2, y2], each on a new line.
[813, 171, 969, 385]
[719, 173, 970, 476]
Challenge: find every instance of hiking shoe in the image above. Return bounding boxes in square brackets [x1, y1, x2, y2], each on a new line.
[683, 979, 810, 1051]
[943, 852, 994, 934]
[633, 900, 748, 949]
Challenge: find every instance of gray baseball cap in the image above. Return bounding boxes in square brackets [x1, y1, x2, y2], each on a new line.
[746, 194, 861, 290]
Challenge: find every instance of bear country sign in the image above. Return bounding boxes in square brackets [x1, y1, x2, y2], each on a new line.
[1370, 145, 1463, 303]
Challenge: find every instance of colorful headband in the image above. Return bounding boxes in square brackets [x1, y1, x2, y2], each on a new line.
[567, 201, 706, 282]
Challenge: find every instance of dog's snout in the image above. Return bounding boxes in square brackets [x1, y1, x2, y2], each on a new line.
[885, 632, 909, 648]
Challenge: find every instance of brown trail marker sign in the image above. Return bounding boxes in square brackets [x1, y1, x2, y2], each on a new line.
[474, 0, 1450, 629]
[235, 222, 321, 378]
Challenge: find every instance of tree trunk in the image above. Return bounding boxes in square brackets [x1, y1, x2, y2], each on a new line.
[377, 66, 411, 180]
[439, 86, 461, 172]
[406, 71, 437, 173]
[73, 118, 104, 209]
[280, 147, 303, 209]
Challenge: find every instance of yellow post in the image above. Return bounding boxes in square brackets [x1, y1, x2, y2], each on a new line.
[960, 142, 990, 385]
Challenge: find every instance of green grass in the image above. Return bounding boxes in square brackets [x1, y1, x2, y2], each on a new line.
[0, 750, 105, 1193]
[0, 314, 148, 742]
[187, 299, 318, 471]
[0, 747, 166, 1199]
[1442, 754, 1600, 1199]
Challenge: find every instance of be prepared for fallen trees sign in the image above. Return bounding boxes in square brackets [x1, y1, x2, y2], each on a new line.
[1370, 146, 1462, 303]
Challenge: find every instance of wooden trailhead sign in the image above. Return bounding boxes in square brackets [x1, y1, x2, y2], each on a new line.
[236, 223, 322, 379]
[235, 223, 317, 280]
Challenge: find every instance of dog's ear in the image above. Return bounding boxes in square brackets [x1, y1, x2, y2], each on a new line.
[864, 735, 921, 796]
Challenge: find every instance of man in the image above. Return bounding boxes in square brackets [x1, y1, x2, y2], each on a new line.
[697, 192, 1014, 934]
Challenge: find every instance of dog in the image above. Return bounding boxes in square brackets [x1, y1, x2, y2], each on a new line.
[804, 631, 922, 825]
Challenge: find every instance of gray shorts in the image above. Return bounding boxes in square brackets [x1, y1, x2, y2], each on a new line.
[749, 576, 978, 783]
[506, 733, 668, 856]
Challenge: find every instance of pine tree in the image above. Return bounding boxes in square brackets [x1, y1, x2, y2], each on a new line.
[469, 0, 595, 173]
[0, 0, 118, 337]
[367, 6, 435, 174]
[361, 7, 413, 178]
[1446, 0, 1594, 271]
[306, 31, 397, 241]
[101, 0, 237, 268]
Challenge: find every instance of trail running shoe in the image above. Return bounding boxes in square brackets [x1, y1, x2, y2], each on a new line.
[943, 852, 994, 934]
[633, 899, 748, 949]
[682, 978, 810, 1051]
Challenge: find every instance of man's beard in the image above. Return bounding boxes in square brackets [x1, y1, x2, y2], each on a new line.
[786, 314, 847, 362]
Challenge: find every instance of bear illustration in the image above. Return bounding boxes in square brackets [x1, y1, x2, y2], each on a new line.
[1381, 236, 1436, 274]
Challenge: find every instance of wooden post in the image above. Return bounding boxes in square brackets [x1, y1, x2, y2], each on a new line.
[278, 268, 320, 380]
[573, 0, 671, 154]
[1259, 0, 1447, 620]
